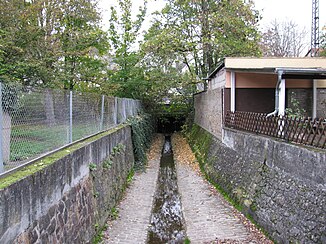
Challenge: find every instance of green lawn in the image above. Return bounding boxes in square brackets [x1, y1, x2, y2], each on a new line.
[9, 123, 101, 162]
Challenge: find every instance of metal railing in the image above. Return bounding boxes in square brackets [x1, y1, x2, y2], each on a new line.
[224, 111, 326, 149]
[0, 83, 141, 173]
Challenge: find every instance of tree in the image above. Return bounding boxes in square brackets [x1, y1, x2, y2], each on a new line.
[107, 0, 148, 99]
[320, 25, 326, 57]
[139, 0, 261, 117]
[56, 0, 109, 90]
[0, 0, 29, 84]
[0, 0, 109, 89]
[142, 0, 261, 79]
[260, 19, 308, 57]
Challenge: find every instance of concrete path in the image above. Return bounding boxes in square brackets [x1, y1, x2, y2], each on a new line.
[176, 162, 249, 243]
[102, 136, 163, 243]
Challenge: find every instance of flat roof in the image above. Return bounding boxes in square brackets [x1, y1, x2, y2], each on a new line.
[225, 57, 326, 69]
[208, 57, 326, 79]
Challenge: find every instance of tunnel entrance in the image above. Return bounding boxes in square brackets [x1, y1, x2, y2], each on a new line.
[156, 116, 185, 134]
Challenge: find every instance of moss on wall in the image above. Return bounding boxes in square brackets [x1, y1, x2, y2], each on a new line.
[187, 124, 212, 163]
[187, 124, 326, 243]
[186, 124, 270, 238]
[0, 125, 125, 190]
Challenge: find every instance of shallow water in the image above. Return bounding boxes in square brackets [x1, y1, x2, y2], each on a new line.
[147, 136, 186, 244]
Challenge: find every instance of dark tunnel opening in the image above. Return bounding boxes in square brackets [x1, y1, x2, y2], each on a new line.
[156, 116, 185, 134]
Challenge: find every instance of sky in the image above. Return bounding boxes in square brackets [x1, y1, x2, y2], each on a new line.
[254, 0, 326, 31]
[98, 0, 326, 43]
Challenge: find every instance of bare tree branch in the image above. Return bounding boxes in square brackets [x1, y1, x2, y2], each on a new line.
[260, 19, 308, 57]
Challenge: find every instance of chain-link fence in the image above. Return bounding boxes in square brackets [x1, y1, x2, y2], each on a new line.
[0, 83, 141, 173]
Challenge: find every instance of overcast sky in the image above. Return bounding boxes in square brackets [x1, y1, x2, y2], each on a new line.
[255, 0, 325, 30]
[98, 0, 326, 39]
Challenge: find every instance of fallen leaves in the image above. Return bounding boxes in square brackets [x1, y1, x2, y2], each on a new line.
[171, 132, 273, 244]
[171, 133, 200, 172]
[147, 134, 165, 161]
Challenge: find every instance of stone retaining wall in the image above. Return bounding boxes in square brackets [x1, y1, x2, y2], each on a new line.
[0, 125, 134, 243]
[189, 124, 326, 243]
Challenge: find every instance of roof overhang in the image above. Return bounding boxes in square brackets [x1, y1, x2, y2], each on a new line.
[206, 57, 326, 80]
[275, 68, 326, 79]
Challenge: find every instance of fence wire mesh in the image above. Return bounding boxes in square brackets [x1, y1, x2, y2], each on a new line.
[0, 83, 141, 173]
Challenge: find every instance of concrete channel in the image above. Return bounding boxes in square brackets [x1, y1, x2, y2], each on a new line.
[147, 135, 186, 243]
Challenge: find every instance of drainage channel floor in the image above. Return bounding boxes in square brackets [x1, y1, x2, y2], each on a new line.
[102, 133, 272, 244]
[147, 135, 186, 243]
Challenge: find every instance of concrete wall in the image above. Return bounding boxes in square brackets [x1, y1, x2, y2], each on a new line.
[194, 89, 223, 140]
[190, 125, 326, 243]
[0, 125, 134, 243]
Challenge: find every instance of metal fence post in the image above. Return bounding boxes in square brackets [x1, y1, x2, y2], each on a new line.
[115, 97, 118, 125]
[0, 83, 3, 173]
[100, 95, 105, 131]
[69, 90, 73, 143]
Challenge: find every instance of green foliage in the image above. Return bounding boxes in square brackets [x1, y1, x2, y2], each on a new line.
[107, 0, 148, 99]
[128, 113, 154, 169]
[320, 25, 326, 57]
[0, 0, 109, 89]
[103, 159, 113, 170]
[9, 123, 102, 162]
[142, 0, 261, 79]
[89, 163, 97, 171]
[186, 124, 212, 163]
[127, 168, 134, 184]
[92, 223, 108, 244]
[285, 93, 306, 118]
[1, 83, 19, 113]
[109, 207, 119, 220]
[112, 143, 126, 156]
[184, 237, 191, 244]
[102, 143, 127, 170]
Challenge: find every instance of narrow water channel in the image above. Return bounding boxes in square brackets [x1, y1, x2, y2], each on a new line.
[147, 135, 186, 244]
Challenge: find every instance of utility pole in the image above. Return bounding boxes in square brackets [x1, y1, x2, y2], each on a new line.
[311, 0, 320, 57]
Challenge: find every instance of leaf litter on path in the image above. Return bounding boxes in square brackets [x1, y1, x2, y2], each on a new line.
[171, 132, 273, 244]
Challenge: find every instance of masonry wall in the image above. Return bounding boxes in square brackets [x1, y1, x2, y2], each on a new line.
[317, 88, 326, 118]
[287, 88, 313, 117]
[194, 89, 223, 140]
[189, 125, 326, 243]
[0, 125, 134, 243]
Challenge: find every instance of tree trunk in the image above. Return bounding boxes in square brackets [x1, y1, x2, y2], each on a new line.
[3, 111, 11, 163]
[44, 88, 56, 126]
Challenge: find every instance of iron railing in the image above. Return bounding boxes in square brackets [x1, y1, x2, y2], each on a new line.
[224, 111, 326, 149]
[0, 83, 142, 173]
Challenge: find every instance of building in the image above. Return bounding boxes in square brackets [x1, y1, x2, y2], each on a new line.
[194, 57, 326, 140]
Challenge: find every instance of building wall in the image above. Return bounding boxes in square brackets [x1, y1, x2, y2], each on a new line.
[194, 89, 223, 140]
[224, 88, 275, 113]
[317, 88, 326, 118]
[224, 72, 312, 89]
[0, 125, 134, 243]
[317, 79, 326, 88]
[287, 89, 313, 117]
[225, 72, 277, 88]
